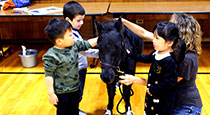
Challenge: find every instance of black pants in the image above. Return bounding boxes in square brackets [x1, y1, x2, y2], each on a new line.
[55, 90, 80, 115]
[79, 68, 87, 102]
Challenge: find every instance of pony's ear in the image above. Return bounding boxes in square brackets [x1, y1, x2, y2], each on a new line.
[115, 17, 124, 33]
[94, 20, 103, 35]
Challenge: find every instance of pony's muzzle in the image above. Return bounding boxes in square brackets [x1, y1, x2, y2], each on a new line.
[100, 69, 115, 84]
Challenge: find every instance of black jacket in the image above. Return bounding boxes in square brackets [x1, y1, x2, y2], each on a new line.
[129, 51, 177, 115]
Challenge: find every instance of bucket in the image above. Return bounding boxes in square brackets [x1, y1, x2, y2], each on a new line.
[18, 49, 38, 68]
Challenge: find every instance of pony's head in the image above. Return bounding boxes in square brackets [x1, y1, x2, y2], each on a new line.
[96, 18, 126, 84]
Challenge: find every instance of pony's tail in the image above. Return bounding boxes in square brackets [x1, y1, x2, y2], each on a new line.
[172, 38, 186, 64]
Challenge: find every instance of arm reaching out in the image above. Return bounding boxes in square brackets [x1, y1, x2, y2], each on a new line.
[88, 37, 98, 47]
[45, 76, 58, 105]
[119, 74, 147, 86]
[80, 48, 99, 58]
[122, 18, 154, 41]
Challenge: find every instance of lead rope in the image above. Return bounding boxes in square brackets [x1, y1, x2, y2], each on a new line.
[115, 70, 134, 114]
[116, 82, 134, 114]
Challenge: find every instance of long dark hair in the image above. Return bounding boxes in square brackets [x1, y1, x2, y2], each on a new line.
[153, 21, 186, 63]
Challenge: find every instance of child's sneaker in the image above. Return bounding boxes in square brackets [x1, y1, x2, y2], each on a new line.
[104, 109, 112, 115]
[115, 81, 121, 89]
[126, 106, 133, 115]
[79, 109, 87, 115]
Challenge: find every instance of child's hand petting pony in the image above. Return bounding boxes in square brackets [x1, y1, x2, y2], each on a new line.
[119, 74, 147, 86]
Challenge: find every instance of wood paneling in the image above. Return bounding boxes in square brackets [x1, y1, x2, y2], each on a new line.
[0, 16, 58, 40]
[0, 15, 114, 43]
[0, 2, 110, 44]
[125, 14, 210, 41]
[1, 14, 209, 42]
[0, 16, 92, 40]
[0, 1, 210, 44]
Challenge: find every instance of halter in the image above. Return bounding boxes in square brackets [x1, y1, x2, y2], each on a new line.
[100, 61, 125, 76]
[100, 61, 119, 70]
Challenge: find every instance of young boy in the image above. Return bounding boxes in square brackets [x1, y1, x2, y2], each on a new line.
[63, 1, 98, 114]
[43, 18, 97, 115]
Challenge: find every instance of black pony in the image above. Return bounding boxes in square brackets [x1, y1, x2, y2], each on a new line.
[96, 18, 143, 115]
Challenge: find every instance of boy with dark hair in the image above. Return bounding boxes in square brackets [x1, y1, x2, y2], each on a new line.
[63, 1, 99, 114]
[63, 1, 85, 21]
[43, 18, 98, 115]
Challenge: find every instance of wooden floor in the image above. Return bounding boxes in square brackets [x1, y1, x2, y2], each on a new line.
[0, 44, 209, 115]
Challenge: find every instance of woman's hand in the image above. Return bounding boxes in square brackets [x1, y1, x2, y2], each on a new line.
[48, 93, 58, 105]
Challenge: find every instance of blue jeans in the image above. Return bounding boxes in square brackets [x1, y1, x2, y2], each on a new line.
[172, 105, 202, 115]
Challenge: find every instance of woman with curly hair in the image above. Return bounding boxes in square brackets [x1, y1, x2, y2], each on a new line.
[170, 13, 203, 115]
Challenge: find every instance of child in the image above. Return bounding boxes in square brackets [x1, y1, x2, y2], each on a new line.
[170, 13, 203, 115]
[43, 18, 97, 115]
[63, 2, 99, 114]
[119, 21, 186, 114]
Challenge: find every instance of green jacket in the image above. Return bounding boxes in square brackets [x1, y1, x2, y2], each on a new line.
[43, 40, 91, 94]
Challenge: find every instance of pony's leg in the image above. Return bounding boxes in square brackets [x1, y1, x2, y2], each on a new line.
[123, 84, 132, 110]
[106, 81, 116, 110]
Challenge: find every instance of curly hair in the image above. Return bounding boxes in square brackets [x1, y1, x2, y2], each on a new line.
[170, 13, 202, 55]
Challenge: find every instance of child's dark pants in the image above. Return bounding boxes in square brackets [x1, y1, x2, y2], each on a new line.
[55, 90, 80, 115]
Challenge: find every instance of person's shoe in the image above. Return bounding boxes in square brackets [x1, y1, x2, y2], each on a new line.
[104, 109, 112, 115]
[115, 81, 121, 89]
[126, 106, 133, 115]
[79, 109, 87, 115]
